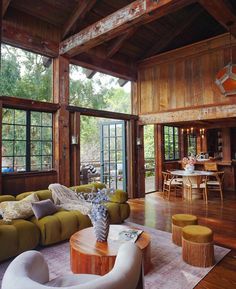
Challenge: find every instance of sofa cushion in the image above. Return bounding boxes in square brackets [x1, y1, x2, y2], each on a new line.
[31, 210, 80, 245]
[0, 219, 39, 261]
[110, 190, 128, 204]
[0, 195, 16, 203]
[70, 183, 106, 193]
[0, 193, 39, 221]
[16, 190, 53, 201]
[32, 199, 58, 220]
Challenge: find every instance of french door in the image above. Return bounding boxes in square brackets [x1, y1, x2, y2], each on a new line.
[100, 121, 126, 191]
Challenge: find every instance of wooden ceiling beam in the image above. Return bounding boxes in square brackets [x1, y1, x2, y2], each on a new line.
[71, 53, 137, 81]
[62, 0, 97, 39]
[143, 8, 202, 58]
[198, 0, 236, 37]
[83, 68, 97, 79]
[2, 0, 11, 17]
[60, 0, 196, 57]
[107, 28, 136, 58]
[2, 22, 58, 57]
[118, 78, 129, 87]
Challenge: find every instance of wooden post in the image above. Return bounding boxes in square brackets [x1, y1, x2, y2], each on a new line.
[137, 124, 145, 197]
[70, 112, 80, 186]
[154, 124, 164, 192]
[53, 56, 70, 186]
[126, 119, 138, 198]
[0, 101, 2, 195]
[222, 128, 231, 161]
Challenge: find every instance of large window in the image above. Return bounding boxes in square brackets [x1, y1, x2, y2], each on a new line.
[164, 126, 180, 161]
[2, 108, 53, 173]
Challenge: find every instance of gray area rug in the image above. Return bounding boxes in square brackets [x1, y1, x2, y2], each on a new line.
[0, 222, 230, 289]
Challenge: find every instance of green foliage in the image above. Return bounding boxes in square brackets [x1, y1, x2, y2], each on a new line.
[0, 45, 52, 101]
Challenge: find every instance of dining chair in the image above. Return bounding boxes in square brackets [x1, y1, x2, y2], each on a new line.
[206, 171, 224, 201]
[184, 175, 208, 202]
[162, 171, 183, 200]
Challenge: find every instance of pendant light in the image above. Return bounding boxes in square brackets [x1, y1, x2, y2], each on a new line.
[215, 24, 236, 96]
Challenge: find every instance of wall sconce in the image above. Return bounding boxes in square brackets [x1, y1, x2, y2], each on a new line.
[199, 128, 205, 139]
[136, 137, 142, 146]
[71, 135, 78, 145]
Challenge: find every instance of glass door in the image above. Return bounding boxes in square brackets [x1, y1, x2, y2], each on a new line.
[100, 121, 126, 191]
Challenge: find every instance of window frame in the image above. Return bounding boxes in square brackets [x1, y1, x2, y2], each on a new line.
[187, 133, 197, 156]
[2, 108, 54, 173]
[163, 125, 180, 161]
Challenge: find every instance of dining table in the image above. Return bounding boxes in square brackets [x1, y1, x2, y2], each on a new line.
[170, 170, 214, 200]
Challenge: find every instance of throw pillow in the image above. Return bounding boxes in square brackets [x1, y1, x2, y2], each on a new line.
[31, 199, 58, 220]
[0, 193, 39, 221]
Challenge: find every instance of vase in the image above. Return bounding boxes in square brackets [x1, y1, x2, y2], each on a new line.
[91, 210, 110, 242]
[185, 164, 195, 173]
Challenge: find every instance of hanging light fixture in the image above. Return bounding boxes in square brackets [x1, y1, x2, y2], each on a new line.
[215, 23, 236, 96]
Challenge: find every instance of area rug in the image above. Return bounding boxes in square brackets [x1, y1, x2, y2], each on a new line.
[0, 223, 230, 289]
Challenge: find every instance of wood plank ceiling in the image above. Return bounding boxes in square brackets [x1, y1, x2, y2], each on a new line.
[2, 0, 235, 80]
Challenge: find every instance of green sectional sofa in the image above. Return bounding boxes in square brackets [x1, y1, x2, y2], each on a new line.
[0, 183, 130, 262]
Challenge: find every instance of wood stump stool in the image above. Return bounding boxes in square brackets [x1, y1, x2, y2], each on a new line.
[182, 225, 214, 267]
[172, 214, 198, 246]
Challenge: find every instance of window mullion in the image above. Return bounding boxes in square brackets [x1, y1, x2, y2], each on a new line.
[26, 111, 31, 171]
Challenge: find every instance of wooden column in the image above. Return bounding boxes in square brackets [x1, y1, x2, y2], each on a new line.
[53, 56, 70, 186]
[0, 101, 2, 195]
[126, 119, 138, 198]
[154, 124, 164, 192]
[222, 128, 231, 161]
[137, 124, 145, 198]
[70, 111, 80, 186]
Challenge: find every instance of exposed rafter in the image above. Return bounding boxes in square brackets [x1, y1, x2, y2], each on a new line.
[83, 68, 97, 79]
[107, 28, 136, 58]
[62, 0, 97, 39]
[142, 8, 202, 59]
[2, 0, 11, 17]
[198, 0, 236, 37]
[60, 0, 196, 57]
[71, 53, 136, 81]
[118, 78, 128, 87]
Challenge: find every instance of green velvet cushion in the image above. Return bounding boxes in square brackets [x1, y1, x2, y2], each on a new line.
[172, 214, 198, 227]
[0, 219, 39, 262]
[70, 182, 106, 193]
[110, 190, 128, 204]
[105, 202, 122, 224]
[119, 203, 130, 220]
[16, 190, 53, 201]
[182, 225, 213, 243]
[31, 210, 80, 246]
[0, 195, 16, 203]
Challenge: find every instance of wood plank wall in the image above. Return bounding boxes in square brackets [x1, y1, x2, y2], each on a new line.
[136, 34, 236, 117]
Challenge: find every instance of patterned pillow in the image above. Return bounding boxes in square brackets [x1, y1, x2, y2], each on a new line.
[0, 193, 39, 221]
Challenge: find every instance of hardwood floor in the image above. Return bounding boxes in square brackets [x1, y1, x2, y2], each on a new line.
[127, 192, 236, 289]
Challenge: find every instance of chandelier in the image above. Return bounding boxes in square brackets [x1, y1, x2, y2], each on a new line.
[215, 25, 236, 96]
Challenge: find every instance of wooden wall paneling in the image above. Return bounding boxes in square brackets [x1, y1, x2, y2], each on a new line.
[137, 125, 145, 197]
[154, 124, 164, 192]
[0, 101, 2, 195]
[137, 34, 236, 117]
[2, 171, 57, 195]
[53, 56, 70, 186]
[70, 111, 80, 186]
[222, 128, 231, 161]
[126, 119, 137, 198]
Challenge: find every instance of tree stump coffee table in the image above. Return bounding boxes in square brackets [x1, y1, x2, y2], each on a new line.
[70, 224, 151, 276]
